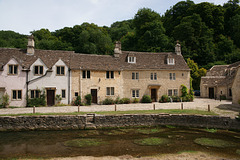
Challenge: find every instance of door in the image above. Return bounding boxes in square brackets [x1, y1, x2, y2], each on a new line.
[151, 89, 157, 102]
[91, 89, 97, 104]
[47, 90, 55, 106]
[209, 88, 214, 99]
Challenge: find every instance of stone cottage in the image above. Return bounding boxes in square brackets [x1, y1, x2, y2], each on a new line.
[232, 66, 240, 105]
[0, 36, 190, 107]
[200, 61, 240, 101]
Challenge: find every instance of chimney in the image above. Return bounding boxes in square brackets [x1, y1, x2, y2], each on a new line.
[27, 35, 35, 55]
[114, 41, 122, 58]
[175, 40, 181, 55]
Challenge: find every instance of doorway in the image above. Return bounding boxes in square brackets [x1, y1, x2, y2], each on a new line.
[47, 90, 55, 106]
[209, 87, 214, 99]
[91, 89, 98, 104]
[151, 89, 157, 102]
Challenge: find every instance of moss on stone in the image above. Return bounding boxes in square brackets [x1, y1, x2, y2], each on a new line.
[79, 130, 100, 137]
[204, 128, 217, 133]
[64, 138, 106, 148]
[194, 138, 236, 148]
[136, 128, 165, 134]
[236, 149, 240, 155]
[104, 130, 126, 136]
[134, 137, 169, 146]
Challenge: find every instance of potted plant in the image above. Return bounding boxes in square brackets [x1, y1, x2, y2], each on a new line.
[2, 93, 9, 108]
[55, 94, 62, 105]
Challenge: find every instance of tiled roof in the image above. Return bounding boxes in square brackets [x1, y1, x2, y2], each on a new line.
[201, 62, 240, 87]
[0, 48, 189, 71]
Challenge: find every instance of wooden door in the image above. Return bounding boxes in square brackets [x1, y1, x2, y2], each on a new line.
[47, 90, 55, 106]
[209, 88, 214, 99]
[151, 89, 157, 102]
[91, 89, 97, 104]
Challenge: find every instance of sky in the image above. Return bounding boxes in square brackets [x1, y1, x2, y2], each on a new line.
[0, 0, 227, 35]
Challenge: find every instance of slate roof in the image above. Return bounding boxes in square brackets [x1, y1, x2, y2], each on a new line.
[0, 48, 189, 72]
[201, 62, 240, 87]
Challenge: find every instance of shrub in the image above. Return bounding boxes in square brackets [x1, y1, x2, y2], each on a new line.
[181, 85, 188, 97]
[2, 93, 9, 108]
[27, 90, 46, 107]
[132, 98, 139, 103]
[85, 94, 92, 105]
[102, 98, 115, 105]
[55, 94, 62, 104]
[73, 96, 81, 106]
[119, 98, 131, 104]
[159, 95, 170, 103]
[141, 95, 152, 103]
[171, 96, 181, 102]
[114, 97, 120, 104]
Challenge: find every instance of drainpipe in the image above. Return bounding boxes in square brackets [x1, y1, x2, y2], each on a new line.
[26, 70, 29, 107]
[68, 68, 71, 104]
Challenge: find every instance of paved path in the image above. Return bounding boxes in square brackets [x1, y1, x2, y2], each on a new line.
[0, 98, 239, 118]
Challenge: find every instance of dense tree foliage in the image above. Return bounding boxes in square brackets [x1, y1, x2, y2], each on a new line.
[1, 0, 240, 89]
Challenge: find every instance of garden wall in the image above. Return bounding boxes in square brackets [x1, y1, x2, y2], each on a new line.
[0, 114, 239, 131]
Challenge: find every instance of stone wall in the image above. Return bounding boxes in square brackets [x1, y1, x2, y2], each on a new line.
[232, 67, 240, 105]
[0, 114, 239, 131]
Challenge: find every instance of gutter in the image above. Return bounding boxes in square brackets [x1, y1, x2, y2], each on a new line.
[68, 68, 71, 104]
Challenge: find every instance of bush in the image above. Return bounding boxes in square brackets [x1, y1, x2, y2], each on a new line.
[119, 98, 131, 104]
[85, 94, 92, 105]
[141, 95, 152, 103]
[181, 85, 188, 97]
[102, 98, 115, 105]
[220, 95, 226, 100]
[2, 93, 9, 108]
[73, 96, 81, 106]
[114, 97, 120, 104]
[159, 95, 170, 103]
[171, 96, 181, 102]
[27, 90, 46, 107]
[55, 94, 62, 104]
[132, 98, 139, 103]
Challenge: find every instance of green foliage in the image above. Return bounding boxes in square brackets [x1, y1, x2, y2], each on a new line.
[159, 95, 170, 103]
[134, 137, 169, 146]
[220, 95, 227, 100]
[181, 85, 188, 97]
[64, 138, 106, 148]
[55, 94, 62, 104]
[2, 93, 10, 108]
[85, 94, 92, 105]
[194, 138, 236, 148]
[102, 98, 115, 105]
[27, 90, 46, 107]
[73, 96, 81, 106]
[119, 98, 131, 104]
[132, 98, 139, 103]
[180, 85, 194, 102]
[141, 95, 152, 103]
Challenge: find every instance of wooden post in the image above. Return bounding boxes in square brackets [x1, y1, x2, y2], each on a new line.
[33, 106, 35, 114]
[115, 104, 117, 111]
[78, 105, 80, 112]
[153, 104, 156, 110]
[181, 103, 183, 110]
[208, 104, 210, 112]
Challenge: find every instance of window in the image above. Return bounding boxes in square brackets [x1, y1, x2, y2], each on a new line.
[8, 65, 18, 75]
[168, 90, 173, 96]
[128, 56, 136, 63]
[12, 90, 22, 100]
[106, 71, 114, 79]
[106, 87, 114, 96]
[75, 92, 79, 97]
[132, 90, 139, 98]
[30, 90, 40, 99]
[174, 89, 178, 96]
[132, 72, 139, 80]
[167, 58, 175, 65]
[62, 90, 66, 99]
[56, 66, 65, 76]
[170, 73, 176, 80]
[151, 73, 157, 80]
[229, 88, 232, 97]
[34, 65, 43, 75]
[82, 70, 90, 79]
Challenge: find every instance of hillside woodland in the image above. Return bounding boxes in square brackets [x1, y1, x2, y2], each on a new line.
[1, 0, 240, 89]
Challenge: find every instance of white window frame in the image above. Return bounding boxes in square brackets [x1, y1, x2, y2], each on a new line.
[128, 56, 136, 63]
[132, 89, 139, 98]
[168, 89, 173, 96]
[106, 87, 114, 96]
[12, 90, 22, 100]
[170, 73, 176, 80]
[56, 66, 65, 76]
[132, 72, 139, 80]
[174, 89, 178, 96]
[151, 73, 157, 80]
[82, 70, 90, 79]
[167, 58, 175, 65]
[8, 64, 18, 75]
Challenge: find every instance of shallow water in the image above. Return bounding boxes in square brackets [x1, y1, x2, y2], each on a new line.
[0, 127, 240, 159]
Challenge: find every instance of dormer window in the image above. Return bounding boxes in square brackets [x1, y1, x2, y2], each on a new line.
[167, 58, 175, 65]
[8, 64, 18, 75]
[128, 56, 136, 63]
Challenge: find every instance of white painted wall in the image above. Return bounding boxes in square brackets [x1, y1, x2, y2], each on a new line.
[28, 59, 70, 105]
[0, 58, 26, 107]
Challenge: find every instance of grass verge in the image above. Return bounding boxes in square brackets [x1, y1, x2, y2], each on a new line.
[0, 109, 218, 116]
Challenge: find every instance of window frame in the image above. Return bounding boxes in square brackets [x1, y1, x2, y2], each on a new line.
[62, 89, 66, 99]
[30, 90, 40, 99]
[151, 73, 157, 80]
[8, 64, 18, 75]
[128, 56, 136, 63]
[12, 90, 22, 100]
[132, 89, 140, 98]
[106, 71, 114, 79]
[132, 72, 139, 80]
[82, 70, 90, 79]
[34, 65, 44, 76]
[174, 89, 178, 96]
[106, 87, 114, 96]
[170, 73, 176, 80]
[167, 58, 175, 65]
[56, 66, 65, 76]
[168, 89, 173, 96]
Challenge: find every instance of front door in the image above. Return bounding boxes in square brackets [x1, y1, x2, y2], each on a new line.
[209, 88, 214, 99]
[91, 89, 97, 104]
[151, 89, 157, 102]
[47, 90, 55, 106]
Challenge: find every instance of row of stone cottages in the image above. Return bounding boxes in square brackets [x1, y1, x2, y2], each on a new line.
[200, 61, 240, 105]
[0, 35, 191, 107]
